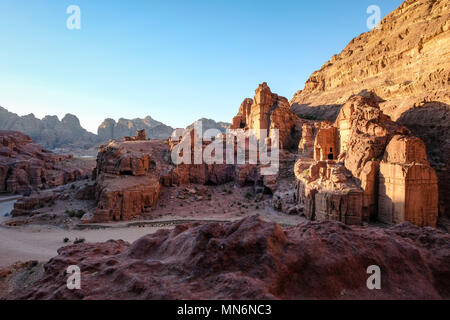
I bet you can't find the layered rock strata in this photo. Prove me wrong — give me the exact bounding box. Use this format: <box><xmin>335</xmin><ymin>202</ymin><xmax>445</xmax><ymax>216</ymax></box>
<box><xmin>294</xmin><ymin>94</ymin><xmax>439</xmax><ymax>227</ymax></box>
<box><xmin>231</xmin><ymin>82</ymin><xmax>303</xmax><ymax>150</ymax></box>
<box><xmin>0</xmin><ymin>131</ymin><xmax>92</xmax><ymax>195</ymax></box>
<box><xmin>290</xmin><ymin>0</ymin><xmax>450</xmax><ymax>218</ymax></box>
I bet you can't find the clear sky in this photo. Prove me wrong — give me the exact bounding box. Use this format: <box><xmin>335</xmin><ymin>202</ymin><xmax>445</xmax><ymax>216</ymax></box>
<box><xmin>0</xmin><ymin>0</ymin><xmax>403</xmax><ymax>133</ymax></box>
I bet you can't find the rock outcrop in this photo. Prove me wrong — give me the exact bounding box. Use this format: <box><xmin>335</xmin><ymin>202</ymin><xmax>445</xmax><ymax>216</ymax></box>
<box><xmin>98</xmin><ymin>116</ymin><xmax>173</xmax><ymax>141</ymax></box>
<box><xmin>294</xmin><ymin>94</ymin><xmax>439</xmax><ymax>227</ymax></box>
<box><xmin>10</xmin><ymin>216</ymin><xmax>450</xmax><ymax>300</ymax></box>
<box><xmin>231</xmin><ymin>83</ymin><xmax>303</xmax><ymax>150</ymax></box>
<box><xmin>378</xmin><ymin>135</ymin><xmax>439</xmax><ymax>226</ymax></box>
<box><xmin>290</xmin><ymin>0</ymin><xmax>450</xmax><ymax>218</ymax></box>
<box><xmin>90</xmin><ymin>85</ymin><xmax>298</xmax><ymax>223</ymax></box>
<box><xmin>0</xmin><ymin>131</ymin><xmax>93</xmax><ymax>195</ymax></box>
<box><xmin>91</xmin><ymin>139</ymin><xmax>172</xmax><ymax>222</ymax></box>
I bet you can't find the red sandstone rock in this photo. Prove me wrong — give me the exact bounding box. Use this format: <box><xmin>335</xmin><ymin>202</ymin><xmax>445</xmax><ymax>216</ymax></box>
<box><xmin>9</xmin><ymin>216</ymin><xmax>450</xmax><ymax>300</ymax></box>
<box><xmin>91</xmin><ymin>139</ymin><xmax>172</xmax><ymax>222</ymax></box>
<box><xmin>379</xmin><ymin>135</ymin><xmax>439</xmax><ymax>227</ymax></box>
<box><xmin>290</xmin><ymin>0</ymin><xmax>449</xmax><ymax>122</ymax></box>
<box><xmin>11</xmin><ymin>191</ymin><xmax>57</xmax><ymax>217</ymax></box>
<box><xmin>0</xmin><ymin>131</ymin><xmax>93</xmax><ymax>195</ymax></box>
<box><xmin>294</xmin><ymin>94</ymin><xmax>439</xmax><ymax>227</ymax></box>
<box><xmin>230</xmin><ymin>83</ymin><xmax>303</xmax><ymax>150</ymax></box>
<box><xmin>290</xmin><ymin>0</ymin><xmax>450</xmax><ymax>219</ymax></box>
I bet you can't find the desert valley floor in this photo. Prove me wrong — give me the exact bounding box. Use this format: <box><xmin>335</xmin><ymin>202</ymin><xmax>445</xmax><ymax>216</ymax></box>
<box><xmin>0</xmin><ymin>181</ymin><xmax>307</xmax><ymax>267</ymax></box>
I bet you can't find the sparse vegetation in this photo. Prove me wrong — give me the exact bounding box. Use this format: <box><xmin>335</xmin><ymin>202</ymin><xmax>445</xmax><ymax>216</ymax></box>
<box><xmin>74</xmin><ymin>238</ymin><xmax>85</xmax><ymax>244</ymax></box>
<box><xmin>65</xmin><ymin>209</ymin><xmax>86</xmax><ymax>218</ymax></box>
<box><xmin>245</xmin><ymin>192</ymin><xmax>252</xmax><ymax>200</ymax></box>
<box><xmin>63</xmin><ymin>237</ymin><xmax>70</xmax><ymax>243</ymax></box>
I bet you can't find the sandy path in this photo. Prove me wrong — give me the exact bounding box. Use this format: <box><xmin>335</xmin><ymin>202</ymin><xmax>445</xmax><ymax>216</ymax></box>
<box><xmin>0</xmin><ymin>225</ymin><xmax>169</xmax><ymax>268</ymax></box>
<box><xmin>0</xmin><ymin>190</ymin><xmax>307</xmax><ymax>268</ymax></box>
<box><xmin>0</xmin><ymin>198</ymin><xmax>170</xmax><ymax>268</ymax></box>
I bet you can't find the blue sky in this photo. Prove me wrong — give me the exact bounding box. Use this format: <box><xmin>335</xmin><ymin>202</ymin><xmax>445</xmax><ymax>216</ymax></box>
<box><xmin>0</xmin><ymin>0</ymin><xmax>403</xmax><ymax>133</ymax></box>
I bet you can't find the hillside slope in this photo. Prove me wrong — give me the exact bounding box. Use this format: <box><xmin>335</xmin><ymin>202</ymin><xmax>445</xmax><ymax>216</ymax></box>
<box><xmin>291</xmin><ymin>0</ymin><xmax>449</xmax><ymax>121</ymax></box>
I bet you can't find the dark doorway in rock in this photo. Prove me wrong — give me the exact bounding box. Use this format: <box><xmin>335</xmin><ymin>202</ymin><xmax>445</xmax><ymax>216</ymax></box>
<box><xmin>328</xmin><ymin>153</ymin><xmax>334</xmax><ymax>160</ymax></box>
<box><xmin>264</xmin><ymin>186</ymin><xmax>273</xmax><ymax>195</ymax></box>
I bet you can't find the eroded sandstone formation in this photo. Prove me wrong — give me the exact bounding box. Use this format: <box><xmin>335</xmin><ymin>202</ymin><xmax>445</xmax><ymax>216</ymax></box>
<box><xmin>290</xmin><ymin>0</ymin><xmax>450</xmax><ymax>218</ymax></box>
<box><xmin>294</xmin><ymin>94</ymin><xmax>439</xmax><ymax>227</ymax></box>
<box><xmin>231</xmin><ymin>82</ymin><xmax>303</xmax><ymax>150</ymax></box>
<box><xmin>0</xmin><ymin>131</ymin><xmax>93</xmax><ymax>195</ymax></box>
<box><xmin>379</xmin><ymin>135</ymin><xmax>439</xmax><ymax>226</ymax></box>
<box><xmin>9</xmin><ymin>216</ymin><xmax>450</xmax><ymax>300</ymax></box>
<box><xmin>90</xmin><ymin>137</ymin><xmax>172</xmax><ymax>222</ymax></box>
<box><xmin>89</xmin><ymin>84</ymin><xmax>304</xmax><ymax>222</ymax></box>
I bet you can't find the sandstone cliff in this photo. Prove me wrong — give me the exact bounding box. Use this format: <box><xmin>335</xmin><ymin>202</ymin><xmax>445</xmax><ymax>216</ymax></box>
<box><xmin>291</xmin><ymin>0</ymin><xmax>449</xmax><ymax>218</ymax></box>
<box><xmin>0</xmin><ymin>131</ymin><xmax>94</xmax><ymax>195</ymax></box>
<box><xmin>291</xmin><ymin>0</ymin><xmax>449</xmax><ymax>121</ymax></box>
<box><xmin>231</xmin><ymin>82</ymin><xmax>303</xmax><ymax>150</ymax></box>
<box><xmin>294</xmin><ymin>93</ymin><xmax>439</xmax><ymax>227</ymax></box>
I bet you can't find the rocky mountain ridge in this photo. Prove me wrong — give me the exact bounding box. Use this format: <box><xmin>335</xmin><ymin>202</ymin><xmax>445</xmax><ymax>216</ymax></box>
<box><xmin>0</xmin><ymin>107</ymin><xmax>100</xmax><ymax>151</ymax></box>
<box><xmin>0</xmin><ymin>106</ymin><xmax>230</xmax><ymax>152</ymax></box>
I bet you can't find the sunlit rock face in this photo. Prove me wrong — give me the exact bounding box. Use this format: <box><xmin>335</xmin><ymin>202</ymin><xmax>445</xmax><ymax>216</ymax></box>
<box><xmin>378</xmin><ymin>135</ymin><xmax>439</xmax><ymax>227</ymax></box>
<box><xmin>91</xmin><ymin>138</ymin><xmax>172</xmax><ymax>223</ymax></box>
<box><xmin>230</xmin><ymin>82</ymin><xmax>303</xmax><ymax>150</ymax></box>
<box><xmin>294</xmin><ymin>93</ymin><xmax>439</xmax><ymax>227</ymax></box>
<box><xmin>290</xmin><ymin>0</ymin><xmax>450</xmax><ymax>122</ymax></box>
<box><xmin>290</xmin><ymin>0</ymin><xmax>450</xmax><ymax>218</ymax></box>
<box><xmin>295</xmin><ymin>160</ymin><xmax>364</xmax><ymax>225</ymax></box>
